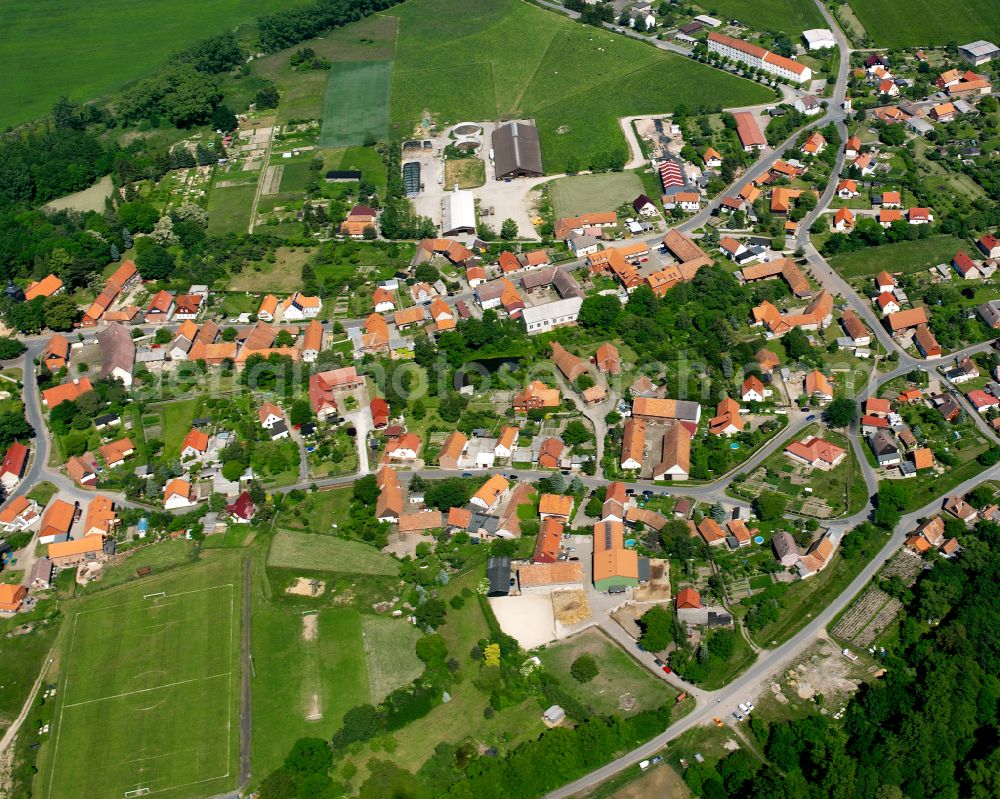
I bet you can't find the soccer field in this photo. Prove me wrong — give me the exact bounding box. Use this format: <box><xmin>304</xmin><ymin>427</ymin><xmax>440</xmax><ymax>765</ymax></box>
<box><xmin>318</xmin><ymin>61</ymin><xmax>392</xmax><ymax>148</ymax></box>
<box><xmin>43</xmin><ymin>562</ymin><xmax>240</xmax><ymax>799</ymax></box>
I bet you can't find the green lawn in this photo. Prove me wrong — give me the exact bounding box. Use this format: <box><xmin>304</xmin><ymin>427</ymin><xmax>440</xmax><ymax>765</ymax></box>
<box><xmin>537</xmin><ymin>628</ymin><xmax>675</xmax><ymax>716</ymax></box>
<box><xmin>251</xmin><ymin>13</ymin><xmax>399</xmax><ymax>124</ymax></box>
<box><xmin>700</xmin><ymin>0</ymin><xmax>826</xmax><ymax>35</ymax></box>
<box><xmin>549</xmin><ymin>173</ymin><xmax>644</xmax><ymax>217</ymax></box>
<box><xmin>900</xmin><ymin>443</ymin><xmax>990</xmax><ymax>511</ymax></box>
<box><xmin>207</xmin><ymin>184</ymin><xmax>257</xmax><ymax>235</ymax></box>
<box><xmin>0</xmin><ymin>621</ymin><xmax>59</xmax><ymax>738</ymax></box>
<box><xmin>86</xmin><ymin>539</ymin><xmax>199</xmax><ymax>592</ymax></box>
<box><xmin>267</xmin><ymin>530</ymin><xmax>400</xmax><ymax>576</ymax></box>
<box><xmin>27</xmin><ymin>481</ymin><xmax>58</xmax><ymax>507</ymax></box>
<box><xmin>361</xmin><ymin>616</ymin><xmax>425</xmax><ymax>703</ymax></box>
<box><xmin>277</xmin><ymin>159</ymin><xmax>315</xmax><ymax>193</ymax></box>
<box><xmin>345</xmin><ymin>568</ymin><xmax>543</xmax><ymax>776</ymax></box>
<box><xmin>828</xmin><ymin>236</ymin><xmax>975</xmax><ymax>279</ymax></box>
<box><xmin>227</xmin><ymin>246</ymin><xmax>313</xmax><ymax>293</ymax></box>
<box><xmin>326</xmin><ymin>145</ymin><xmax>389</xmax><ymax>196</ymax></box>
<box><xmin>281</xmin><ymin>486</ymin><xmax>353</xmax><ymax>532</ymax></box>
<box><xmin>696</xmin><ymin>631</ymin><xmax>757</xmax><ymax>691</ymax></box>
<box><xmin>386</xmin><ymin>0</ymin><xmax>772</xmax><ymax>172</ymax></box>
<box><xmin>159</xmin><ymin>397</ymin><xmax>200</xmax><ymax>459</ymax></box>
<box><xmin>251</xmin><ymin>599</ymin><xmax>369</xmax><ymax>780</ymax></box>
<box><xmin>847</xmin><ymin>0</ymin><xmax>1000</xmax><ymax>46</ymax></box>
<box><xmin>219</xmin><ymin>293</ymin><xmax>259</xmax><ymax>316</ymax></box>
<box><xmin>318</xmin><ymin>60</ymin><xmax>393</xmax><ymax>147</ymax></box>
<box><xmin>436</xmin><ymin>571</ymin><xmax>491</xmax><ymax>663</ymax></box>
<box><xmin>0</xmin><ymin>0</ymin><xmax>308</xmax><ymax>128</ymax></box>
<box><xmin>39</xmin><ymin>554</ymin><xmax>241</xmax><ymax>799</ymax></box>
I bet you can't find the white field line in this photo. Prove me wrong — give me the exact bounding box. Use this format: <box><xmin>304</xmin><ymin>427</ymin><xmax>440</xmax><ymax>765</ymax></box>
<box><xmin>74</xmin><ymin>583</ymin><xmax>233</xmax><ymax>617</ymax></box>
<box><xmin>48</xmin><ymin>583</ymin><xmax>237</xmax><ymax>798</ymax></box>
<box><xmin>62</xmin><ymin>672</ymin><xmax>231</xmax><ymax>709</ymax></box>
<box><xmin>46</xmin><ymin>611</ymin><xmax>80</xmax><ymax>799</ymax></box>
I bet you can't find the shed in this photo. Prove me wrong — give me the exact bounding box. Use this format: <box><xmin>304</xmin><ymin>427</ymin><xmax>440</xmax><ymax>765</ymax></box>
<box><xmin>486</xmin><ymin>556</ymin><xmax>512</xmax><ymax>597</ymax></box>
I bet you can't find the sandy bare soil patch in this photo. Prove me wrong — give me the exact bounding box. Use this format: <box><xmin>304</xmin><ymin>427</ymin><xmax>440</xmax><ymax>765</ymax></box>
<box><xmin>489</xmin><ymin>595</ymin><xmax>556</xmax><ymax>649</ymax></box>
<box><xmin>302</xmin><ymin>613</ymin><xmax>318</xmax><ymax>642</ymax></box>
<box><xmin>287</xmin><ymin>577</ymin><xmax>326</xmax><ymax>597</ymax></box>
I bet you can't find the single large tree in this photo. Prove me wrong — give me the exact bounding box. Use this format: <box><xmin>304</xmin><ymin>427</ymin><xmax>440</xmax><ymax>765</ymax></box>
<box><xmin>638</xmin><ymin>605</ymin><xmax>674</xmax><ymax>652</ymax></box>
<box><xmin>823</xmin><ymin>397</ymin><xmax>857</xmax><ymax>427</ymax></box>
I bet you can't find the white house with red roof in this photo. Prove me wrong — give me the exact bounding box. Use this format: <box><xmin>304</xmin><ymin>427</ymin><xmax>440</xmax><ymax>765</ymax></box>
<box><xmin>875</xmin><ymin>293</ymin><xmax>900</xmax><ymax>316</ymax></box>
<box><xmin>967</xmin><ymin>389</ymin><xmax>999</xmax><ymax>413</ymax></box>
<box><xmin>977</xmin><ymin>234</ymin><xmax>1000</xmax><ymax>259</ymax></box>
<box><xmin>953</xmin><ymin>252</ymin><xmax>982</xmax><ymax>280</ymax></box>
<box><xmin>0</xmin><ymin>442</ymin><xmax>29</xmax><ymax>492</ymax></box>
<box><xmin>741</xmin><ymin>375</ymin><xmax>766</xmax><ymax>403</ymax></box>
<box><xmin>785</xmin><ymin>436</ymin><xmax>846</xmax><ymax>469</ymax></box>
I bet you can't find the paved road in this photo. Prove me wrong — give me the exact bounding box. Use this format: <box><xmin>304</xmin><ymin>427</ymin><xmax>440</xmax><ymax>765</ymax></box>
<box><xmin>536</xmin><ymin>5</ymin><xmax>998</xmax><ymax>794</ymax></box>
<box><xmin>544</xmin><ymin>455</ymin><xmax>1000</xmax><ymax>798</ymax></box>
<box><xmin>3</xmin><ymin>4</ymin><xmax>994</xmax><ymax>785</ymax></box>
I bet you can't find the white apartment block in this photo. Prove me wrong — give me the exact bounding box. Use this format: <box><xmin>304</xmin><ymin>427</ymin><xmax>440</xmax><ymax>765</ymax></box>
<box><xmin>708</xmin><ymin>32</ymin><xmax>812</xmax><ymax>84</ymax></box>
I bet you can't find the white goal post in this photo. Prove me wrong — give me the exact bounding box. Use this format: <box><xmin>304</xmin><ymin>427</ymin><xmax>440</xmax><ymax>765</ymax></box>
<box><xmin>143</xmin><ymin>592</ymin><xmax>166</xmax><ymax>600</ymax></box>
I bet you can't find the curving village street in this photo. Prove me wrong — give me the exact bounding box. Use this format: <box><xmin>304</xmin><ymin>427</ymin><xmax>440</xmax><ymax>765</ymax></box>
<box><xmin>2</xmin><ymin>1</ymin><xmax>998</xmax><ymax>794</ymax></box>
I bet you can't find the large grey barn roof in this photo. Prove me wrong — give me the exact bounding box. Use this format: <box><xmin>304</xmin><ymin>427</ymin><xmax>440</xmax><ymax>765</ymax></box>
<box><xmin>492</xmin><ymin>121</ymin><xmax>543</xmax><ymax>177</ymax></box>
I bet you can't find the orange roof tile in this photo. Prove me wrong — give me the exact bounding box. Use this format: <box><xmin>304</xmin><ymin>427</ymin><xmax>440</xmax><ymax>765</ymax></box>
<box><xmin>99</xmin><ymin>437</ymin><xmax>134</xmax><ymax>465</ymax></box>
<box><xmin>48</xmin><ymin>535</ymin><xmax>104</xmax><ymax>559</ymax></box>
<box><xmin>539</xmin><ymin>494</ymin><xmax>573</xmax><ymax>517</ymax></box>
<box><xmin>181</xmin><ymin>429</ymin><xmax>209</xmax><ymax>453</ymax></box>
<box><xmin>25</xmin><ymin>273</ymin><xmax>63</xmax><ymax>301</ymax></box>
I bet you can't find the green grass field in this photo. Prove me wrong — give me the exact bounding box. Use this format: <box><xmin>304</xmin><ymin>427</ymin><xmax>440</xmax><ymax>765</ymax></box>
<box><xmin>281</xmin><ymin>486</ymin><xmax>353</xmax><ymax>532</ymax></box>
<box><xmin>385</xmin><ymin>0</ymin><xmax>772</xmax><ymax>171</ymax></box>
<box><xmin>0</xmin><ymin>622</ymin><xmax>59</xmax><ymax>739</ymax></box>
<box><xmin>252</xmin><ymin>14</ymin><xmax>399</xmax><ymax>123</ymax></box>
<box><xmin>268</xmin><ymin>530</ymin><xmax>400</xmax><ymax>575</ymax></box>
<box><xmin>277</xmin><ymin>159</ymin><xmax>315</xmax><ymax>192</ymax></box>
<box><xmin>207</xmin><ymin>184</ymin><xmax>257</xmax><ymax>235</ymax></box>
<box><xmin>829</xmin><ymin>236</ymin><xmax>975</xmax><ymax>278</ymax></box>
<box><xmin>549</xmin><ymin>173</ymin><xmax>644</xmax><ymax>217</ymax></box>
<box><xmin>847</xmin><ymin>0</ymin><xmax>1000</xmax><ymax>46</ymax></box>
<box><xmin>42</xmin><ymin>555</ymin><xmax>241</xmax><ymax>799</ymax></box>
<box><xmin>328</xmin><ymin>145</ymin><xmax>389</xmax><ymax>196</ymax></box>
<box><xmin>698</xmin><ymin>0</ymin><xmax>825</xmax><ymax>35</ymax></box>
<box><xmin>0</xmin><ymin>0</ymin><xmax>306</xmax><ymax>128</ymax></box>
<box><xmin>86</xmin><ymin>539</ymin><xmax>199</xmax><ymax>592</ymax></box>
<box><xmin>361</xmin><ymin>616</ymin><xmax>425</xmax><ymax>702</ymax></box>
<box><xmin>158</xmin><ymin>398</ymin><xmax>200</xmax><ymax>459</ymax></box>
<box><xmin>537</xmin><ymin>628</ymin><xmax>673</xmax><ymax>716</ymax></box>
<box><xmin>226</xmin><ymin>246</ymin><xmax>313</xmax><ymax>293</ymax></box>
<box><xmin>251</xmin><ymin>600</ymin><xmax>369</xmax><ymax>779</ymax></box>
<box><xmin>318</xmin><ymin>61</ymin><xmax>392</xmax><ymax>147</ymax></box>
